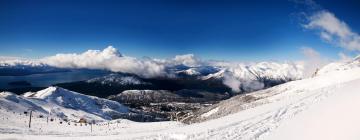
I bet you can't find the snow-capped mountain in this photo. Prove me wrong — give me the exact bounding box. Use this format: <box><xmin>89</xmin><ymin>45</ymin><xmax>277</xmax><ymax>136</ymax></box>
<box><xmin>1</xmin><ymin>86</ymin><xmax>129</xmax><ymax>122</ymax></box>
<box><xmin>0</xmin><ymin>57</ymin><xmax>68</xmax><ymax>76</ymax></box>
<box><xmin>109</xmin><ymin>90</ymin><xmax>181</xmax><ymax>104</ymax></box>
<box><xmin>0</xmin><ymin>56</ymin><xmax>303</xmax><ymax>80</ymax></box>
<box><xmin>86</xmin><ymin>73</ymin><xmax>149</xmax><ymax>86</ymax></box>
<box><xmin>201</xmin><ymin>62</ymin><xmax>303</xmax><ymax>81</ymax></box>
<box><xmin>173</xmin><ymin>65</ymin><xmax>220</xmax><ymax>76</ymax></box>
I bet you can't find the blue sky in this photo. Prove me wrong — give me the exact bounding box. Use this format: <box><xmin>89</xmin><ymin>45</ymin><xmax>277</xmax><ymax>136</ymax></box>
<box><xmin>0</xmin><ymin>0</ymin><xmax>359</xmax><ymax>61</ymax></box>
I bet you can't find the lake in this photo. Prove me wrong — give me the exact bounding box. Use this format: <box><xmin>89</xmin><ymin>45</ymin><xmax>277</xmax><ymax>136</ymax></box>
<box><xmin>0</xmin><ymin>70</ymin><xmax>109</xmax><ymax>89</ymax></box>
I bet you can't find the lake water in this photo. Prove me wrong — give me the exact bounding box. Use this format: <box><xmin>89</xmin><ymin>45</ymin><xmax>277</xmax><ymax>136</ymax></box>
<box><xmin>0</xmin><ymin>70</ymin><xmax>109</xmax><ymax>89</ymax></box>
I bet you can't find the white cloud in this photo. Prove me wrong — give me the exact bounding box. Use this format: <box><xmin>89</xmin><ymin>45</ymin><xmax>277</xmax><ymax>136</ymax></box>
<box><xmin>300</xmin><ymin>47</ymin><xmax>330</xmax><ymax>77</ymax></box>
<box><xmin>320</xmin><ymin>32</ymin><xmax>332</xmax><ymax>42</ymax></box>
<box><xmin>241</xmin><ymin>80</ymin><xmax>264</xmax><ymax>92</ymax></box>
<box><xmin>223</xmin><ymin>72</ymin><xmax>241</xmax><ymax>93</ymax></box>
<box><xmin>42</xmin><ymin>46</ymin><xmax>166</xmax><ymax>78</ymax></box>
<box><xmin>172</xmin><ymin>54</ymin><xmax>201</xmax><ymax>67</ymax></box>
<box><xmin>304</xmin><ymin>11</ymin><xmax>360</xmax><ymax>51</ymax></box>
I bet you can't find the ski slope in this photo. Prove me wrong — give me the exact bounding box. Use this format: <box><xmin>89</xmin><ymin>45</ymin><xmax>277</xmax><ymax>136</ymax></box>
<box><xmin>1</xmin><ymin>65</ymin><xmax>360</xmax><ymax>139</ymax></box>
<box><xmin>1</xmin><ymin>86</ymin><xmax>129</xmax><ymax>122</ymax></box>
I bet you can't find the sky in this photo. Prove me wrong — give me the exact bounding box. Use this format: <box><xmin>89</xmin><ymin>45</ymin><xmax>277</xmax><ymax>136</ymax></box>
<box><xmin>0</xmin><ymin>0</ymin><xmax>359</xmax><ymax>61</ymax></box>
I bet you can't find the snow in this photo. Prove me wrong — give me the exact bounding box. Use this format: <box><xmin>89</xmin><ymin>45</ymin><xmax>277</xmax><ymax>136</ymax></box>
<box><xmin>201</xmin><ymin>107</ymin><xmax>219</xmax><ymax>118</ymax></box>
<box><xmin>1</xmin><ymin>86</ymin><xmax>129</xmax><ymax>122</ymax></box>
<box><xmin>1</xmin><ymin>60</ymin><xmax>360</xmax><ymax>139</ymax></box>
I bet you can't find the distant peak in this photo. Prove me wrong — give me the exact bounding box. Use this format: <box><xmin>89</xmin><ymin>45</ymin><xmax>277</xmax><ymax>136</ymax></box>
<box><xmin>28</xmin><ymin>86</ymin><xmax>71</xmax><ymax>99</ymax></box>
<box><xmin>45</xmin><ymin>86</ymin><xmax>61</xmax><ymax>92</ymax></box>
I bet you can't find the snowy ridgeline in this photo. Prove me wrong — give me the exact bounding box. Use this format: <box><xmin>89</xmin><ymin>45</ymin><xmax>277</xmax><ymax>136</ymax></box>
<box><xmin>1</xmin><ymin>58</ymin><xmax>360</xmax><ymax>140</ymax></box>
<box><xmin>0</xmin><ymin>86</ymin><xmax>129</xmax><ymax>122</ymax></box>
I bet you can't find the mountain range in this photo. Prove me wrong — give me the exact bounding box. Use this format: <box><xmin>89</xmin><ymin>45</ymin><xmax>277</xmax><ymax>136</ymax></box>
<box><xmin>1</xmin><ymin>55</ymin><xmax>360</xmax><ymax>139</ymax></box>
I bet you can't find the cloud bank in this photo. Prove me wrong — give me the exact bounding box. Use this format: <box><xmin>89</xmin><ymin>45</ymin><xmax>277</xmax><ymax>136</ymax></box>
<box><xmin>42</xmin><ymin>46</ymin><xmax>166</xmax><ymax>78</ymax></box>
<box><xmin>223</xmin><ymin>71</ymin><xmax>265</xmax><ymax>93</ymax></box>
<box><xmin>223</xmin><ymin>72</ymin><xmax>241</xmax><ymax>93</ymax></box>
<box><xmin>172</xmin><ymin>54</ymin><xmax>201</xmax><ymax>67</ymax></box>
<box><xmin>27</xmin><ymin>46</ymin><xmax>302</xmax><ymax>92</ymax></box>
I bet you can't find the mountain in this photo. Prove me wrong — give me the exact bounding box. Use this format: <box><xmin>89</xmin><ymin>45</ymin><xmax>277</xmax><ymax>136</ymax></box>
<box><xmin>109</xmin><ymin>89</ymin><xmax>228</xmax><ymax>105</ymax></box>
<box><xmin>317</xmin><ymin>55</ymin><xmax>360</xmax><ymax>75</ymax></box>
<box><xmin>0</xmin><ymin>58</ymin><xmax>68</xmax><ymax>76</ymax></box>
<box><xmin>55</xmin><ymin>62</ymin><xmax>301</xmax><ymax>98</ymax></box>
<box><xmin>1</xmin><ymin>86</ymin><xmax>129</xmax><ymax>122</ymax></box>
<box><xmin>55</xmin><ymin>73</ymin><xmax>230</xmax><ymax>98</ymax></box>
<box><xmin>201</xmin><ymin>62</ymin><xmax>302</xmax><ymax>85</ymax></box>
<box><xmin>0</xmin><ymin>91</ymin><xmax>48</xmax><ymax>114</ymax></box>
<box><xmin>168</xmin><ymin>62</ymin><xmax>303</xmax><ymax>93</ymax></box>
<box><xmin>86</xmin><ymin>73</ymin><xmax>150</xmax><ymax>86</ymax></box>
<box><xmin>172</xmin><ymin>65</ymin><xmax>221</xmax><ymax>77</ymax></box>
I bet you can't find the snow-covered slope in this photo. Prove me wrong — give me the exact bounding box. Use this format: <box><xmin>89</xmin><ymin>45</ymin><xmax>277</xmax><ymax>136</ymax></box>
<box><xmin>1</xmin><ymin>56</ymin><xmax>302</xmax><ymax>95</ymax></box>
<box><xmin>202</xmin><ymin>62</ymin><xmax>302</xmax><ymax>81</ymax></box>
<box><xmin>318</xmin><ymin>55</ymin><xmax>360</xmax><ymax>75</ymax></box>
<box><xmin>1</xmin><ymin>87</ymin><xmax>129</xmax><ymax>122</ymax></box>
